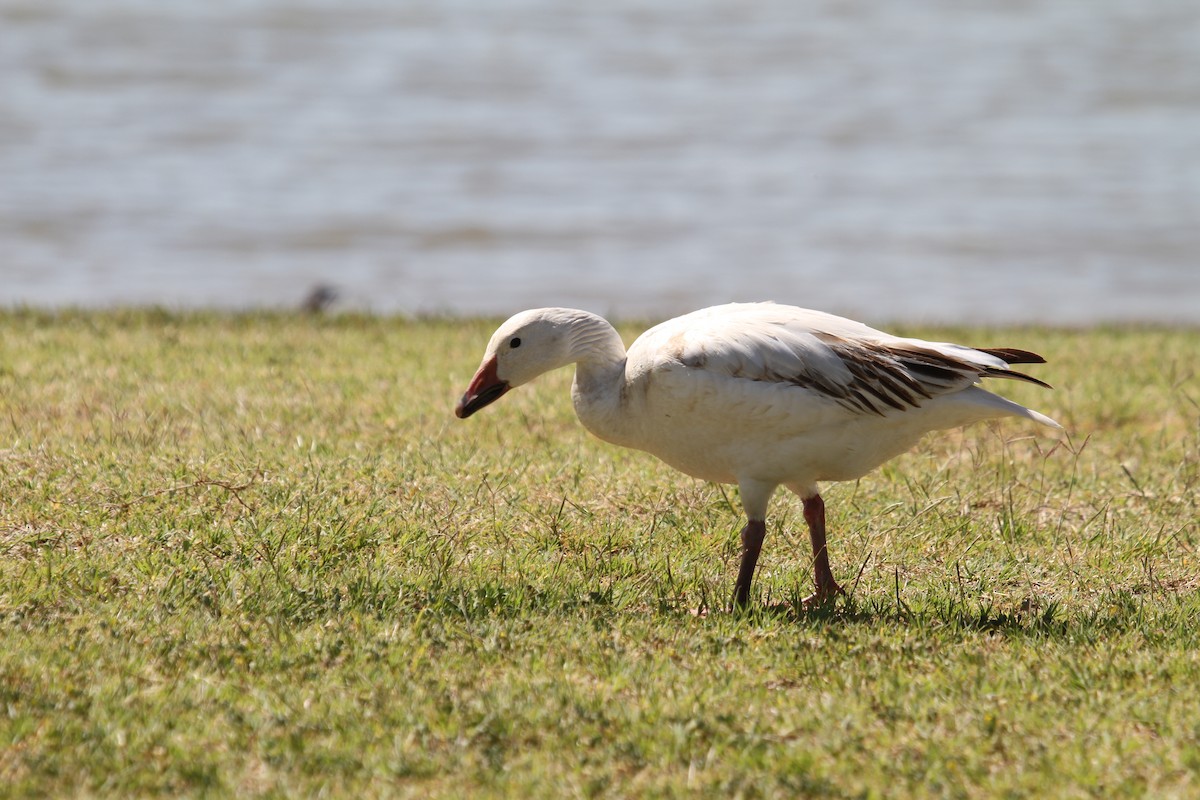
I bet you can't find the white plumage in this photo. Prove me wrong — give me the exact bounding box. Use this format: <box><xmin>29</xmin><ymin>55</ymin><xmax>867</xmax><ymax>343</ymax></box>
<box><xmin>455</xmin><ymin>302</ymin><xmax>1061</xmax><ymax>609</ymax></box>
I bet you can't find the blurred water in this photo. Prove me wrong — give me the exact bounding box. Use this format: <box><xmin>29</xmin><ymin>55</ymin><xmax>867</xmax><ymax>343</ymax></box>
<box><xmin>1</xmin><ymin>0</ymin><xmax>1198</xmax><ymax>323</ymax></box>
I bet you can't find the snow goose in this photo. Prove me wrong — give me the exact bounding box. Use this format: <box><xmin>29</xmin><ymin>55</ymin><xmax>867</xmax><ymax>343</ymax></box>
<box><xmin>455</xmin><ymin>303</ymin><xmax>1061</xmax><ymax>609</ymax></box>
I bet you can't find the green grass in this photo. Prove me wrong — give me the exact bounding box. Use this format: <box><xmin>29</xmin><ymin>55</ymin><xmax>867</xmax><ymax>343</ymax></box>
<box><xmin>1</xmin><ymin>308</ymin><xmax>1198</xmax><ymax>798</ymax></box>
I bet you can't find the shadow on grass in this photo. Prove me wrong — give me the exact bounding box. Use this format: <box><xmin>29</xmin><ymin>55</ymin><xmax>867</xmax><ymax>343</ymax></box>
<box><xmin>372</xmin><ymin>577</ymin><xmax>1197</xmax><ymax>647</ymax></box>
<box><xmin>728</xmin><ymin>585</ymin><xmax>1200</xmax><ymax>644</ymax></box>
<box><xmin>764</xmin><ymin>595</ymin><xmax>1068</xmax><ymax>638</ymax></box>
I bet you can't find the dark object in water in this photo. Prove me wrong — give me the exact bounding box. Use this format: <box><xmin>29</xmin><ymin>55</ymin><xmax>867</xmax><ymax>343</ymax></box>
<box><xmin>301</xmin><ymin>284</ymin><xmax>338</xmax><ymax>313</ymax></box>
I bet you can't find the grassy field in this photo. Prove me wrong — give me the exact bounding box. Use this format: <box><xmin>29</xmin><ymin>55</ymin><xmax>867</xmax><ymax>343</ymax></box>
<box><xmin>1</xmin><ymin>309</ymin><xmax>1198</xmax><ymax>798</ymax></box>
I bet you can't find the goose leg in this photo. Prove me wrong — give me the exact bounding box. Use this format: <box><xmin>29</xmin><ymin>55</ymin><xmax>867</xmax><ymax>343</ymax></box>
<box><xmin>802</xmin><ymin>494</ymin><xmax>844</xmax><ymax>605</ymax></box>
<box><xmin>732</xmin><ymin>519</ymin><xmax>766</xmax><ymax>609</ymax></box>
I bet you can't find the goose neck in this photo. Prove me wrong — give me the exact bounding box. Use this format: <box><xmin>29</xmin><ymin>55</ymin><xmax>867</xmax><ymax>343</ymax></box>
<box><xmin>568</xmin><ymin>315</ymin><xmax>626</xmax><ymax>392</ymax></box>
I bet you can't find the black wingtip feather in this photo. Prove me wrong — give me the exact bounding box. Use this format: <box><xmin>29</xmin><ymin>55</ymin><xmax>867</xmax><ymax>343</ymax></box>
<box><xmin>979</xmin><ymin>347</ymin><xmax>1047</xmax><ymax>366</ymax></box>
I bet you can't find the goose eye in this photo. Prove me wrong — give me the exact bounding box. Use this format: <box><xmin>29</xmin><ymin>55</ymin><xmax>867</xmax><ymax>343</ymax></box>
<box><xmin>509</xmin><ymin>337</ymin><xmax>522</xmax><ymax>349</ymax></box>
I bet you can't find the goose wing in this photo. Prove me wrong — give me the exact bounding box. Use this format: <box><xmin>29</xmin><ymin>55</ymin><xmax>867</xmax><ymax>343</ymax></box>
<box><xmin>631</xmin><ymin>303</ymin><xmax>1050</xmax><ymax>418</ymax></box>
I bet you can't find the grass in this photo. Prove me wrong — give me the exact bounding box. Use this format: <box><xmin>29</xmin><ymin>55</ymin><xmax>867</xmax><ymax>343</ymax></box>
<box><xmin>1</xmin><ymin>308</ymin><xmax>1198</xmax><ymax>798</ymax></box>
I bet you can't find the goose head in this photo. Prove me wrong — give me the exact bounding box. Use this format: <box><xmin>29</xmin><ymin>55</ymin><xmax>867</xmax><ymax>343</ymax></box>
<box><xmin>454</xmin><ymin>309</ymin><xmax>580</xmax><ymax>419</ymax></box>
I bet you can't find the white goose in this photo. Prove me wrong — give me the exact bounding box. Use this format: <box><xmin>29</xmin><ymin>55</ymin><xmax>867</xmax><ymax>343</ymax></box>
<box><xmin>455</xmin><ymin>303</ymin><xmax>1061</xmax><ymax>609</ymax></box>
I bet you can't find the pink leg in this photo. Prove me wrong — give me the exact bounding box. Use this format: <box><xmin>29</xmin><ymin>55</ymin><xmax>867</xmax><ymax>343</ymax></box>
<box><xmin>802</xmin><ymin>494</ymin><xmax>845</xmax><ymax>605</ymax></box>
<box><xmin>732</xmin><ymin>519</ymin><xmax>766</xmax><ymax>609</ymax></box>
